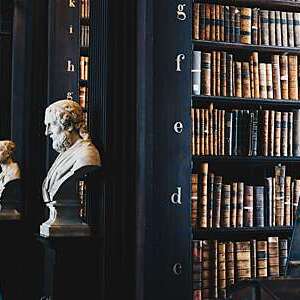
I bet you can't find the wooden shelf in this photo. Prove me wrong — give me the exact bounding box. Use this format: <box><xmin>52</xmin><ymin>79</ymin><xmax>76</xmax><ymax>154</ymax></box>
<box><xmin>192</xmin><ymin>155</ymin><xmax>300</xmax><ymax>167</ymax></box>
<box><xmin>193</xmin><ymin>40</ymin><xmax>300</xmax><ymax>55</ymax></box>
<box><xmin>198</xmin><ymin>0</ymin><xmax>300</xmax><ymax>12</ymax></box>
<box><xmin>193</xmin><ymin>226</ymin><xmax>293</xmax><ymax>241</ymax></box>
<box><xmin>192</xmin><ymin>95</ymin><xmax>300</xmax><ymax>109</ymax></box>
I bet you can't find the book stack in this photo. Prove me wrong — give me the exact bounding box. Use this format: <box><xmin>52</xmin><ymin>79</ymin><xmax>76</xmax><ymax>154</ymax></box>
<box><xmin>191</xmin><ymin>106</ymin><xmax>300</xmax><ymax>157</ymax></box>
<box><xmin>80</xmin><ymin>25</ymin><xmax>90</xmax><ymax>47</ymax></box>
<box><xmin>191</xmin><ymin>163</ymin><xmax>300</xmax><ymax>229</ymax></box>
<box><xmin>80</xmin><ymin>56</ymin><xmax>89</xmax><ymax>80</ymax></box>
<box><xmin>80</xmin><ymin>0</ymin><xmax>90</xmax><ymax>19</ymax></box>
<box><xmin>192</xmin><ymin>51</ymin><xmax>299</xmax><ymax>100</ymax></box>
<box><xmin>192</xmin><ymin>3</ymin><xmax>300</xmax><ymax>47</ymax></box>
<box><xmin>192</xmin><ymin>237</ymin><xmax>289</xmax><ymax>300</ymax></box>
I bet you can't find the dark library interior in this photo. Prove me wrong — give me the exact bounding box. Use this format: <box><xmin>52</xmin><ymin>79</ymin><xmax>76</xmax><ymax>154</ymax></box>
<box><xmin>2</xmin><ymin>0</ymin><xmax>300</xmax><ymax>300</ymax></box>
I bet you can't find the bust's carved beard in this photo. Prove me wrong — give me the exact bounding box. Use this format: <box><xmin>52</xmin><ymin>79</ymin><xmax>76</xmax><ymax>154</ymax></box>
<box><xmin>52</xmin><ymin>131</ymin><xmax>72</xmax><ymax>153</ymax></box>
<box><xmin>0</xmin><ymin>152</ymin><xmax>9</xmax><ymax>164</ymax></box>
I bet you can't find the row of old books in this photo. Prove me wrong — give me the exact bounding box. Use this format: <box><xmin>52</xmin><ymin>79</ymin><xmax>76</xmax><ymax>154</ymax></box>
<box><xmin>80</xmin><ymin>56</ymin><xmax>89</xmax><ymax>81</ymax></box>
<box><xmin>80</xmin><ymin>25</ymin><xmax>90</xmax><ymax>48</ymax></box>
<box><xmin>192</xmin><ymin>237</ymin><xmax>289</xmax><ymax>300</ymax></box>
<box><xmin>191</xmin><ymin>107</ymin><xmax>300</xmax><ymax>157</ymax></box>
<box><xmin>192</xmin><ymin>51</ymin><xmax>299</xmax><ymax>100</ymax></box>
<box><xmin>191</xmin><ymin>163</ymin><xmax>300</xmax><ymax>228</ymax></box>
<box><xmin>192</xmin><ymin>3</ymin><xmax>300</xmax><ymax>47</ymax></box>
<box><xmin>80</xmin><ymin>0</ymin><xmax>90</xmax><ymax>19</ymax></box>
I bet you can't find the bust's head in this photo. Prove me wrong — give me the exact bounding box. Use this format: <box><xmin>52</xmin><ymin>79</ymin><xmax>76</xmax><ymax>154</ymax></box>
<box><xmin>45</xmin><ymin>100</ymin><xmax>89</xmax><ymax>153</ymax></box>
<box><xmin>0</xmin><ymin>140</ymin><xmax>16</xmax><ymax>164</ymax></box>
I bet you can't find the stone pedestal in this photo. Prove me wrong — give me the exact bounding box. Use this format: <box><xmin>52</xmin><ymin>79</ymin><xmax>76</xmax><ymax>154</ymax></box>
<box><xmin>37</xmin><ymin>236</ymin><xmax>102</xmax><ymax>300</ymax></box>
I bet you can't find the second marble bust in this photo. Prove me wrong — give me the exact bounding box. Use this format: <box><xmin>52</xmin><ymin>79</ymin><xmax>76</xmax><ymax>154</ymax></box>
<box><xmin>42</xmin><ymin>99</ymin><xmax>101</xmax><ymax>203</ymax></box>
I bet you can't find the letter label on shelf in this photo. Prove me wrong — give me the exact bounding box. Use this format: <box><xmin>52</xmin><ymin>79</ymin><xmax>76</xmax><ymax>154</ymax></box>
<box><xmin>176</xmin><ymin>54</ymin><xmax>185</xmax><ymax>72</ymax></box>
<box><xmin>177</xmin><ymin>4</ymin><xmax>187</xmax><ymax>21</ymax></box>
<box><xmin>67</xmin><ymin>60</ymin><xmax>75</xmax><ymax>72</ymax></box>
<box><xmin>66</xmin><ymin>92</ymin><xmax>73</xmax><ymax>100</ymax></box>
<box><xmin>173</xmin><ymin>263</ymin><xmax>182</xmax><ymax>276</ymax></box>
<box><xmin>171</xmin><ymin>187</ymin><xmax>182</xmax><ymax>205</ymax></box>
<box><xmin>69</xmin><ymin>25</ymin><xmax>74</xmax><ymax>34</ymax></box>
<box><xmin>174</xmin><ymin>122</ymin><xmax>183</xmax><ymax>134</ymax></box>
<box><xmin>69</xmin><ymin>0</ymin><xmax>76</xmax><ymax>7</ymax></box>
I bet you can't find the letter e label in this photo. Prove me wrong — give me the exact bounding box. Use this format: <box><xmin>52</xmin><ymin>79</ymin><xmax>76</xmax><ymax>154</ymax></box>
<box><xmin>174</xmin><ymin>122</ymin><xmax>183</xmax><ymax>134</ymax></box>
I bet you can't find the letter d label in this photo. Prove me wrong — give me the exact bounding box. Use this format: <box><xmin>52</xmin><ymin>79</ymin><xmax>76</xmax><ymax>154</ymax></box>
<box><xmin>171</xmin><ymin>187</ymin><xmax>182</xmax><ymax>205</ymax></box>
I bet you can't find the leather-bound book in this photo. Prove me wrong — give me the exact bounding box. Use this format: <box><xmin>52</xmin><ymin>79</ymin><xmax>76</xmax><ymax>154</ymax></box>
<box><xmin>221</xmin><ymin>110</ymin><xmax>225</xmax><ymax>155</ymax></box>
<box><xmin>266</xmin><ymin>63</ymin><xmax>273</xmax><ymax>99</ymax></box>
<box><xmin>211</xmin><ymin>51</ymin><xmax>216</xmax><ymax>96</ymax></box>
<box><xmin>220</xmin><ymin>5</ymin><xmax>225</xmax><ymax>41</ymax></box>
<box><xmin>272</xmin><ymin>55</ymin><xmax>281</xmax><ymax>100</ymax></box>
<box><xmin>224</xmin><ymin>6</ymin><xmax>230</xmax><ymax>42</ymax></box>
<box><xmin>293</xmin><ymin>109</ymin><xmax>300</xmax><ymax>156</ymax></box>
<box><xmin>225</xmin><ymin>111</ymin><xmax>233</xmax><ymax>155</ymax></box>
<box><xmin>218</xmin><ymin>242</ymin><xmax>227</xmax><ymax>299</ymax></box>
<box><xmin>205</xmin><ymin>4</ymin><xmax>211</xmax><ymax>40</ymax></box>
<box><xmin>269</xmin><ymin>11</ymin><xmax>276</xmax><ymax>46</ymax></box>
<box><xmin>207</xmin><ymin>172</ymin><xmax>215</xmax><ymax>228</ymax></box>
<box><xmin>213</xmin><ymin>108</ymin><xmax>218</xmax><ymax>155</ymax></box>
<box><xmin>265</xmin><ymin>177</ymin><xmax>273</xmax><ymax>226</ymax></box>
<box><xmin>287</xmin><ymin>12</ymin><xmax>295</xmax><ymax>47</ymax></box>
<box><xmin>201</xmin><ymin>52</ymin><xmax>211</xmax><ymax>96</ymax></box>
<box><xmin>216</xmin><ymin>51</ymin><xmax>221</xmax><ymax>96</ymax></box>
<box><xmin>281</xmin><ymin>112</ymin><xmax>288</xmax><ymax>157</ymax></box>
<box><xmin>251</xmin><ymin>239</ymin><xmax>257</xmax><ymax>278</ymax></box>
<box><xmin>274</xmin><ymin>111</ymin><xmax>282</xmax><ymax>157</ymax></box>
<box><xmin>192</xmin><ymin>240</ymin><xmax>202</xmax><ymax>299</ymax></box>
<box><xmin>275</xmin><ymin>11</ymin><xmax>282</xmax><ymax>46</ymax></box>
<box><xmin>275</xmin><ymin>164</ymin><xmax>285</xmax><ymax>226</ymax></box>
<box><xmin>254</xmin><ymin>186</ymin><xmax>264</xmax><ymax>227</ymax></box>
<box><xmin>259</xmin><ymin>63</ymin><xmax>267</xmax><ymax>99</ymax></box>
<box><xmin>235</xmin><ymin>61</ymin><xmax>242</xmax><ymax>97</ymax></box>
<box><xmin>252</xmin><ymin>52</ymin><xmax>260</xmax><ymax>98</ymax></box>
<box><xmin>285</xmin><ymin>176</ymin><xmax>291</xmax><ymax>226</ymax></box>
<box><xmin>251</xmin><ymin>8</ymin><xmax>259</xmax><ymax>44</ymax></box>
<box><xmin>231</xmin><ymin>182</ymin><xmax>238</xmax><ymax>227</ymax></box>
<box><xmin>288</xmin><ymin>112</ymin><xmax>293</xmax><ymax>157</ymax></box>
<box><xmin>215</xmin><ymin>5</ymin><xmax>220</xmax><ymax>41</ymax></box>
<box><xmin>281</xmin><ymin>12</ymin><xmax>288</xmax><ymax>47</ymax></box>
<box><xmin>193</xmin><ymin>3</ymin><xmax>200</xmax><ymax>40</ymax></box>
<box><xmin>209</xmin><ymin>104</ymin><xmax>214</xmax><ymax>155</ymax></box>
<box><xmin>226</xmin><ymin>242</ymin><xmax>235</xmax><ymax>287</ymax></box>
<box><xmin>293</xmin><ymin>180</ymin><xmax>300</xmax><ymax>222</ymax></box>
<box><xmin>288</xmin><ymin>55</ymin><xmax>298</xmax><ymax>100</ymax></box>
<box><xmin>261</xmin><ymin>110</ymin><xmax>269</xmax><ymax>156</ymax></box>
<box><xmin>221</xmin><ymin>184</ymin><xmax>231</xmax><ymax>227</ymax></box>
<box><xmin>204</xmin><ymin>109</ymin><xmax>209</xmax><ymax>155</ymax></box>
<box><xmin>260</xmin><ymin>10</ymin><xmax>269</xmax><ymax>45</ymax></box>
<box><xmin>294</xmin><ymin>12</ymin><xmax>300</xmax><ymax>47</ymax></box>
<box><xmin>220</xmin><ymin>52</ymin><xmax>227</xmax><ymax>96</ymax></box>
<box><xmin>279</xmin><ymin>239</ymin><xmax>288</xmax><ymax>276</ymax></box>
<box><xmin>280</xmin><ymin>55</ymin><xmax>289</xmax><ymax>100</ymax></box>
<box><xmin>268</xmin><ymin>237</ymin><xmax>280</xmax><ymax>277</ymax></box>
<box><xmin>257</xmin><ymin>240</ymin><xmax>268</xmax><ymax>278</ymax></box>
<box><xmin>192</xmin><ymin>51</ymin><xmax>202</xmax><ymax>96</ymax></box>
<box><xmin>242</xmin><ymin>62</ymin><xmax>251</xmax><ymax>98</ymax></box>
<box><xmin>240</xmin><ymin>7</ymin><xmax>252</xmax><ymax>44</ymax></box>
<box><xmin>200</xmin><ymin>109</ymin><xmax>205</xmax><ymax>155</ymax></box>
<box><xmin>192</xmin><ymin>108</ymin><xmax>195</xmax><ymax>155</ymax></box>
<box><xmin>200</xmin><ymin>3</ymin><xmax>206</xmax><ymax>40</ymax></box>
<box><xmin>237</xmin><ymin>182</ymin><xmax>244</xmax><ymax>227</ymax></box>
<box><xmin>211</xmin><ymin>240</ymin><xmax>218</xmax><ymax>299</ymax></box>
<box><xmin>198</xmin><ymin>163</ymin><xmax>209</xmax><ymax>228</ymax></box>
<box><xmin>213</xmin><ymin>176</ymin><xmax>223</xmax><ymax>227</ymax></box>
<box><xmin>229</xmin><ymin>6</ymin><xmax>235</xmax><ymax>42</ymax></box>
<box><xmin>244</xmin><ymin>185</ymin><xmax>254</xmax><ymax>227</ymax></box>
<box><xmin>210</xmin><ymin>4</ymin><xmax>216</xmax><ymax>41</ymax></box>
<box><xmin>201</xmin><ymin>240</ymin><xmax>211</xmax><ymax>299</ymax></box>
<box><xmin>269</xmin><ymin>110</ymin><xmax>275</xmax><ymax>156</ymax></box>
<box><xmin>235</xmin><ymin>7</ymin><xmax>241</xmax><ymax>43</ymax></box>
<box><xmin>235</xmin><ymin>241</ymin><xmax>251</xmax><ymax>280</ymax></box>
<box><xmin>191</xmin><ymin>174</ymin><xmax>198</xmax><ymax>228</ymax></box>
<box><xmin>196</xmin><ymin>109</ymin><xmax>200</xmax><ymax>155</ymax></box>
<box><xmin>232</xmin><ymin>110</ymin><xmax>239</xmax><ymax>155</ymax></box>
<box><xmin>226</xmin><ymin>54</ymin><xmax>233</xmax><ymax>97</ymax></box>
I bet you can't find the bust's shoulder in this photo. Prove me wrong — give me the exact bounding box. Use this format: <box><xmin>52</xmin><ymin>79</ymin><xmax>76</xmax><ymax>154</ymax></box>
<box><xmin>73</xmin><ymin>140</ymin><xmax>101</xmax><ymax>170</ymax></box>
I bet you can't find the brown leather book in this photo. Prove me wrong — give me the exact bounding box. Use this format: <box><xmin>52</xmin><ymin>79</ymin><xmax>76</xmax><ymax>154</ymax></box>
<box><xmin>288</xmin><ymin>112</ymin><xmax>293</xmax><ymax>157</ymax></box>
<box><xmin>198</xmin><ymin>163</ymin><xmax>209</xmax><ymax>228</ymax></box>
<box><xmin>213</xmin><ymin>108</ymin><xmax>218</xmax><ymax>155</ymax></box>
<box><xmin>226</xmin><ymin>242</ymin><xmax>235</xmax><ymax>287</ymax></box>
<box><xmin>280</xmin><ymin>55</ymin><xmax>289</xmax><ymax>100</ymax></box>
<box><xmin>216</xmin><ymin>51</ymin><xmax>221</xmax><ymax>96</ymax></box>
<box><xmin>229</xmin><ymin>6</ymin><xmax>236</xmax><ymax>43</ymax></box>
<box><xmin>192</xmin><ymin>108</ymin><xmax>195</xmax><ymax>155</ymax></box>
<box><xmin>207</xmin><ymin>172</ymin><xmax>214</xmax><ymax>227</ymax></box>
<box><xmin>220</xmin><ymin>5</ymin><xmax>225</xmax><ymax>41</ymax></box>
<box><xmin>269</xmin><ymin>110</ymin><xmax>275</xmax><ymax>156</ymax></box>
<box><xmin>293</xmin><ymin>180</ymin><xmax>300</xmax><ymax>222</ymax></box>
<box><xmin>251</xmin><ymin>239</ymin><xmax>257</xmax><ymax>278</ymax></box>
<box><xmin>209</xmin><ymin>104</ymin><xmax>214</xmax><ymax>155</ymax></box>
<box><xmin>285</xmin><ymin>176</ymin><xmax>291</xmax><ymax>226</ymax></box>
<box><xmin>244</xmin><ymin>185</ymin><xmax>254</xmax><ymax>227</ymax></box>
<box><xmin>242</xmin><ymin>62</ymin><xmax>251</xmax><ymax>98</ymax></box>
<box><xmin>210</xmin><ymin>4</ymin><xmax>216</xmax><ymax>41</ymax></box>
<box><xmin>275</xmin><ymin>164</ymin><xmax>285</xmax><ymax>226</ymax></box>
<box><xmin>201</xmin><ymin>240</ymin><xmax>210</xmax><ymax>299</ymax></box>
<box><xmin>215</xmin><ymin>5</ymin><xmax>220</xmax><ymax>41</ymax></box>
<box><xmin>294</xmin><ymin>12</ymin><xmax>300</xmax><ymax>47</ymax></box>
<box><xmin>269</xmin><ymin>11</ymin><xmax>276</xmax><ymax>46</ymax></box>
<box><xmin>288</xmin><ymin>55</ymin><xmax>298</xmax><ymax>100</ymax></box>
<box><xmin>260</xmin><ymin>10</ymin><xmax>269</xmax><ymax>45</ymax></box>
<box><xmin>259</xmin><ymin>63</ymin><xmax>267</xmax><ymax>99</ymax></box>
<box><xmin>266</xmin><ymin>63</ymin><xmax>273</xmax><ymax>99</ymax></box>
<box><xmin>193</xmin><ymin>3</ymin><xmax>200</xmax><ymax>40</ymax></box>
<box><xmin>252</xmin><ymin>52</ymin><xmax>260</xmax><ymax>98</ymax></box>
<box><xmin>191</xmin><ymin>174</ymin><xmax>198</xmax><ymax>228</ymax></box>
<box><xmin>235</xmin><ymin>61</ymin><xmax>242</xmax><ymax>97</ymax></box>
<box><xmin>257</xmin><ymin>240</ymin><xmax>268</xmax><ymax>278</ymax></box>
<box><xmin>200</xmin><ymin>3</ymin><xmax>206</xmax><ymax>40</ymax></box>
<box><xmin>221</xmin><ymin>184</ymin><xmax>231</xmax><ymax>227</ymax></box>
<box><xmin>251</xmin><ymin>8</ymin><xmax>259</xmax><ymax>44</ymax></box>
<box><xmin>261</xmin><ymin>110</ymin><xmax>269</xmax><ymax>156</ymax></box>
<box><xmin>250</xmin><ymin>55</ymin><xmax>254</xmax><ymax>98</ymax></box>
<box><xmin>287</xmin><ymin>12</ymin><xmax>295</xmax><ymax>47</ymax></box>
<box><xmin>272</xmin><ymin>55</ymin><xmax>281</xmax><ymax>99</ymax></box>
<box><xmin>235</xmin><ymin>241</ymin><xmax>251</xmax><ymax>280</ymax></box>
<box><xmin>213</xmin><ymin>176</ymin><xmax>223</xmax><ymax>227</ymax></box>
<box><xmin>268</xmin><ymin>237</ymin><xmax>280</xmax><ymax>277</ymax></box>
<box><xmin>204</xmin><ymin>109</ymin><xmax>209</xmax><ymax>155</ymax></box>
<box><xmin>293</xmin><ymin>109</ymin><xmax>300</xmax><ymax>157</ymax></box>
<box><xmin>275</xmin><ymin>11</ymin><xmax>282</xmax><ymax>46</ymax></box>
<box><xmin>221</xmin><ymin>110</ymin><xmax>225</xmax><ymax>155</ymax></box>
<box><xmin>240</xmin><ymin>8</ymin><xmax>252</xmax><ymax>44</ymax></box>
<box><xmin>274</xmin><ymin>112</ymin><xmax>282</xmax><ymax>157</ymax></box>
<box><xmin>231</xmin><ymin>182</ymin><xmax>238</xmax><ymax>227</ymax></box>
<box><xmin>281</xmin><ymin>12</ymin><xmax>288</xmax><ymax>47</ymax></box>
<box><xmin>202</xmin><ymin>53</ymin><xmax>211</xmax><ymax>96</ymax></box>
<box><xmin>279</xmin><ymin>239</ymin><xmax>288</xmax><ymax>276</ymax></box>
<box><xmin>281</xmin><ymin>112</ymin><xmax>288</xmax><ymax>157</ymax></box>
<box><xmin>205</xmin><ymin>4</ymin><xmax>211</xmax><ymax>40</ymax></box>
<box><xmin>196</xmin><ymin>109</ymin><xmax>200</xmax><ymax>155</ymax></box>
<box><xmin>227</xmin><ymin>54</ymin><xmax>234</xmax><ymax>97</ymax></box>
<box><xmin>200</xmin><ymin>109</ymin><xmax>205</xmax><ymax>155</ymax></box>
<box><xmin>211</xmin><ymin>240</ymin><xmax>218</xmax><ymax>299</ymax></box>
<box><xmin>237</xmin><ymin>182</ymin><xmax>244</xmax><ymax>227</ymax></box>
<box><xmin>211</xmin><ymin>51</ymin><xmax>216</xmax><ymax>96</ymax></box>
<box><xmin>218</xmin><ymin>242</ymin><xmax>227</xmax><ymax>299</ymax></box>
<box><xmin>220</xmin><ymin>52</ymin><xmax>227</xmax><ymax>96</ymax></box>
<box><xmin>192</xmin><ymin>240</ymin><xmax>202</xmax><ymax>299</ymax></box>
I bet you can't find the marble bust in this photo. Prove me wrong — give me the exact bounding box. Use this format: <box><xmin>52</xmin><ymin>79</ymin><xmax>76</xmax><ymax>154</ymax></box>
<box><xmin>40</xmin><ymin>99</ymin><xmax>101</xmax><ymax>237</ymax></box>
<box><xmin>0</xmin><ymin>140</ymin><xmax>21</xmax><ymax>220</ymax></box>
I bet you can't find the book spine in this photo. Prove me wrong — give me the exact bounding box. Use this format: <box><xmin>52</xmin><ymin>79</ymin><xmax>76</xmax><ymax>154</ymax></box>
<box><xmin>207</xmin><ymin>173</ymin><xmax>214</xmax><ymax>228</ymax></box>
<box><xmin>272</xmin><ymin>55</ymin><xmax>281</xmax><ymax>100</ymax></box>
<box><xmin>204</xmin><ymin>109</ymin><xmax>209</xmax><ymax>155</ymax></box>
<box><xmin>211</xmin><ymin>51</ymin><xmax>216</xmax><ymax>96</ymax></box>
<box><xmin>224</xmin><ymin>6</ymin><xmax>230</xmax><ymax>42</ymax></box>
<box><xmin>288</xmin><ymin>55</ymin><xmax>298</xmax><ymax>100</ymax></box>
<box><xmin>269</xmin><ymin>11</ymin><xmax>276</xmax><ymax>46</ymax></box>
<box><xmin>221</xmin><ymin>110</ymin><xmax>225</xmax><ymax>155</ymax></box>
<box><xmin>251</xmin><ymin>8</ymin><xmax>259</xmax><ymax>44</ymax></box>
<box><xmin>235</xmin><ymin>241</ymin><xmax>251</xmax><ymax>280</ymax></box>
<box><xmin>220</xmin><ymin>52</ymin><xmax>227</xmax><ymax>96</ymax></box>
<box><xmin>260</xmin><ymin>10</ymin><xmax>269</xmax><ymax>45</ymax></box>
<box><xmin>275</xmin><ymin>165</ymin><xmax>285</xmax><ymax>226</ymax></box>
<box><xmin>193</xmin><ymin>3</ymin><xmax>200</xmax><ymax>40</ymax></box>
<box><xmin>252</xmin><ymin>110</ymin><xmax>259</xmax><ymax>156</ymax></box>
<box><xmin>213</xmin><ymin>108</ymin><xmax>218</xmax><ymax>155</ymax></box>
<box><xmin>252</xmin><ymin>52</ymin><xmax>260</xmax><ymax>98</ymax></box>
<box><xmin>294</xmin><ymin>180</ymin><xmax>300</xmax><ymax>222</ymax></box>
<box><xmin>221</xmin><ymin>184</ymin><xmax>231</xmax><ymax>227</ymax></box>
<box><xmin>192</xmin><ymin>51</ymin><xmax>202</xmax><ymax>96</ymax></box>
<box><xmin>244</xmin><ymin>185</ymin><xmax>254</xmax><ymax>227</ymax></box>
<box><xmin>257</xmin><ymin>240</ymin><xmax>268</xmax><ymax>277</ymax></box>
<box><xmin>202</xmin><ymin>53</ymin><xmax>211</xmax><ymax>96</ymax></box>
<box><xmin>215</xmin><ymin>5</ymin><xmax>220</xmax><ymax>41</ymax></box>
<box><xmin>237</xmin><ymin>182</ymin><xmax>244</xmax><ymax>227</ymax></box>
<box><xmin>251</xmin><ymin>239</ymin><xmax>257</xmax><ymax>278</ymax></box>
<box><xmin>269</xmin><ymin>110</ymin><xmax>275</xmax><ymax>156</ymax></box>
<box><xmin>191</xmin><ymin>174</ymin><xmax>198</xmax><ymax>228</ymax></box>
<box><xmin>281</xmin><ymin>12</ymin><xmax>288</xmax><ymax>47</ymax></box>
<box><xmin>213</xmin><ymin>176</ymin><xmax>223</xmax><ymax>227</ymax></box>
<box><xmin>254</xmin><ymin>186</ymin><xmax>264</xmax><ymax>227</ymax></box>
<box><xmin>285</xmin><ymin>176</ymin><xmax>291</xmax><ymax>226</ymax></box>
<box><xmin>235</xmin><ymin>8</ymin><xmax>241</xmax><ymax>43</ymax></box>
<box><xmin>211</xmin><ymin>240</ymin><xmax>218</xmax><ymax>299</ymax></box>
<box><xmin>259</xmin><ymin>63</ymin><xmax>267</xmax><ymax>99</ymax></box>
<box><xmin>200</xmin><ymin>3</ymin><xmax>206</xmax><ymax>40</ymax></box>
<box><xmin>261</xmin><ymin>110</ymin><xmax>269</xmax><ymax>156</ymax></box>
<box><xmin>240</xmin><ymin>8</ymin><xmax>252</xmax><ymax>44</ymax></box>
<box><xmin>294</xmin><ymin>12</ymin><xmax>300</xmax><ymax>47</ymax></box>
<box><xmin>200</xmin><ymin>109</ymin><xmax>205</xmax><ymax>155</ymax></box>
<box><xmin>294</xmin><ymin>109</ymin><xmax>300</xmax><ymax>156</ymax></box>
<box><xmin>279</xmin><ymin>239</ymin><xmax>288</xmax><ymax>276</ymax></box>
<box><xmin>226</xmin><ymin>242</ymin><xmax>235</xmax><ymax>287</ymax></box>
<box><xmin>205</xmin><ymin>4</ymin><xmax>210</xmax><ymax>40</ymax></box>
<box><xmin>210</xmin><ymin>4</ymin><xmax>216</xmax><ymax>41</ymax></box>
<box><xmin>232</xmin><ymin>110</ymin><xmax>238</xmax><ymax>155</ymax></box>
<box><xmin>192</xmin><ymin>109</ymin><xmax>195</xmax><ymax>156</ymax></box>
<box><xmin>274</xmin><ymin>111</ymin><xmax>282</xmax><ymax>157</ymax></box>
<box><xmin>268</xmin><ymin>236</ymin><xmax>280</xmax><ymax>277</ymax></box>
<box><xmin>201</xmin><ymin>240</ymin><xmax>210</xmax><ymax>299</ymax></box>
<box><xmin>242</xmin><ymin>62</ymin><xmax>251</xmax><ymax>98</ymax></box>
<box><xmin>209</xmin><ymin>104</ymin><xmax>214</xmax><ymax>155</ymax></box>
<box><xmin>266</xmin><ymin>63</ymin><xmax>273</xmax><ymax>99</ymax></box>
<box><xmin>226</xmin><ymin>54</ymin><xmax>234</xmax><ymax>97</ymax></box>
<box><xmin>218</xmin><ymin>242</ymin><xmax>227</xmax><ymax>299</ymax></box>
<box><xmin>235</xmin><ymin>61</ymin><xmax>242</xmax><ymax>97</ymax></box>
<box><xmin>220</xmin><ymin>6</ymin><xmax>225</xmax><ymax>41</ymax></box>
<box><xmin>275</xmin><ymin>11</ymin><xmax>282</xmax><ymax>46</ymax></box>
<box><xmin>198</xmin><ymin>163</ymin><xmax>208</xmax><ymax>228</ymax></box>
<box><xmin>192</xmin><ymin>240</ymin><xmax>202</xmax><ymax>299</ymax></box>
<box><xmin>287</xmin><ymin>12</ymin><xmax>295</xmax><ymax>47</ymax></box>
<box><xmin>196</xmin><ymin>109</ymin><xmax>200</xmax><ymax>155</ymax></box>
<box><xmin>265</xmin><ymin>177</ymin><xmax>273</xmax><ymax>226</ymax></box>
<box><xmin>281</xmin><ymin>112</ymin><xmax>288</xmax><ymax>157</ymax></box>
<box><xmin>231</xmin><ymin>182</ymin><xmax>238</xmax><ymax>227</ymax></box>
<box><xmin>288</xmin><ymin>112</ymin><xmax>293</xmax><ymax>157</ymax></box>
<box><xmin>225</xmin><ymin>111</ymin><xmax>233</xmax><ymax>155</ymax></box>
<box><xmin>229</xmin><ymin>6</ymin><xmax>235</xmax><ymax>43</ymax></box>
<box><xmin>280</xmin><ymin>55</ymin><xmax>289</xmax><ymax>100</ymax></box>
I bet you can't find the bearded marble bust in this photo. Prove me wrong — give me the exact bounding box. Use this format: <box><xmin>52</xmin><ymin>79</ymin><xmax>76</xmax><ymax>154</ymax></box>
<box><xmin>42</xmin><ymin>99</ymin><xmax>101</xmax><ymax>203</ymax></box>
<box><xmin>0</xmin><ymin>140</ymin><xmax>21</xmax><ymax>199</ymax></box>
